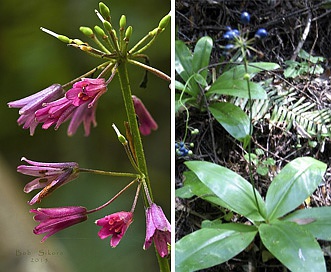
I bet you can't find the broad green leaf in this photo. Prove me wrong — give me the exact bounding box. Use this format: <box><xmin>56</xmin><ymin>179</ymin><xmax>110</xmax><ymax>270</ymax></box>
<box><xmin>207</xmin><ymin>79</ymin><xmax>267</xmax><ymax>99</ymax></box>
<box><xmin>193</xmin><ymin>73</ymin><xmax>208</xmax><ymax>87</ymax></box>
<box><xmin>298</xmin><ymin>49</ymin><xmax>325</xmax><ymax>63</ymax></box>
<box><xmin>185</xmin><ymin>161</ymin><xmax>266</xmax><ymax>221</ymax></box>
<box><xmin>175</xmin><ymin>171</ymin><xmax>230</xmax><ymax>208</ymax></box>
<box><xmin>175</xmin><ymin>225</ymin><xmax>257</xmax><ymax>272</ymax></box>
<box><xmin>175</xmin><ymin>80</ymin><xmax>186</xmax><ymax>91</ymax></box>
<box><xmin>259</xmin><ymin>221</ymin><xmax>326</xmax><ymax>272</ymax></box>
<box><xmin>265</xmin><ymin>157</ymin><xmax>326</xmax><ymax>221</ymax></box>
<box><xmin>209</xmin><ymin>102</ymin><xmax>251</xmax><ymax>144</ymax></box>
<box><xmin>175</xmin><ymin>40</ymin><xmax>200</xmax><ymax>97</ymax></box>
<box><xmin>192</xmin><ymin>36</ymin><xmax>213</xmax><ymax>80</ymax></box>
<box><xmin>220</xmin><ymin>62</ymin><xmax>280</xmax><ymax>80</ymax></box>
<box><xmin>175</xmin><ymin>40</ymin><xmax>193</xmax><ymax>81</ymax></box>
<box><xmin>282</xmin><ymin>206</ymin><xmax>331</xmax><ymax>241</ymax></box>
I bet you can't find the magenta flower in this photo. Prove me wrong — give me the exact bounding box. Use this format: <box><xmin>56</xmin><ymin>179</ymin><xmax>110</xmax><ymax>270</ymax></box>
<box><xmin>17</xmin><ymin>157</ymin><xmax>79</xmax><ymax>205</ymax></box>
<box><xmin>35</xmin><ymin>78</ymin><xmax>107</xmax><ymax>136</ymax></box>
<box><xmin>95</xmin><ymin>211</ymin><xmax>133</xmax><ymax>247</ymax></box>
<box><xmin>132</xmin><ymin>95</ymin><xmax>158</xmax><ymax>135</ymax></box>
<box><xmin>31</xmin><ymin>206</ymin><xmax>87</xmax><ymax>242</ymax></box>
<box><xmin>7</xmin><ymin>84</ymin><xmax>64</xmax><ymax>135</ymax></box>
<box><xmin>143</xmin><ymin>203</ymin><xmax>171</xmax><ymax>257</ymax></box>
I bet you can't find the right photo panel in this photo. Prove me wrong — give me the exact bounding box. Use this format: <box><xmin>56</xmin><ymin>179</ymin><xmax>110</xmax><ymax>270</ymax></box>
<box><xmin>175</xmin><ymin>1</ymin><xmax>331</xmax><ymax>271</ymax></box>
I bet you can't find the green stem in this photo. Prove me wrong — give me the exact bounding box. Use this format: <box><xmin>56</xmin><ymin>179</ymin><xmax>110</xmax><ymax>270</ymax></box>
<box><xmin>79</xmin><ymin>167</ymin><xmax>139</xmax><ymax>178</ymax></box>
<box><xmin>116</xmin><ymin>61</ymin><xmax>170</xmax><ymax>272</ymax></box>
<box><xmin>242</xmin><ymin>49</ymin><xmax>261</xmax><ymax>215</ymax></box>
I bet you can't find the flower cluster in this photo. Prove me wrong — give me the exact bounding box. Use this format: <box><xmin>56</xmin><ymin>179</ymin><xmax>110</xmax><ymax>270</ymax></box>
<box><xmin>8</xmin><ymin>1</ymin><xmax>171</xmax><ymax>267</ymax></box>
<box><xmin>8</xmin><ymin>78</ymin><xmax>107</xmax><ymax>136</ymax></box>
<box><xmin>222</xmin><ymin>11</ymin><xmax>268</xmax><ymax>55</ymax></box>
<box><xmin>18</xmin><ymin>156</ymin><xmax>171</xmax><ymax>257</ymax></box>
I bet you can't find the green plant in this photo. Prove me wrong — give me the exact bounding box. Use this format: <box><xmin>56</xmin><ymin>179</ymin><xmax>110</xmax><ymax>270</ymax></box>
<box><xmin>175</xmin><ymin>36</ymin><xmax>279</xmax><ymax>147</ymax></box>
<box><xmin>284</xmin><ymin>49</ymin><xmax>325</xmax><ymax>78</ymax></box>
<box><xmin>176</xmin><ymin>157</ymin><xmax>330</xmax><ymax>271</ymax></box>
<box><xmin>244</xmin><ymin>148</ymin><xmax>275</xmax><ymax>176</ymax></box>
<box><xmin>175</xmin><ymin>11</ymin><xmax>331</xmax><ymax>272</ymax></box>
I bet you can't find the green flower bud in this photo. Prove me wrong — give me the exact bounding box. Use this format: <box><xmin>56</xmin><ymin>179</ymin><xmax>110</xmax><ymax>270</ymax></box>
<box><xmin>149</xmin><ymin>28</ymin><xmax>158</xmax><ymax>36</ymax></box>
<box><xmin>103</xmin><ymin>21</ymin><xmax>112</xmax><ymax>32</ymax></box>
<box><xmin>125</xmin><ymin>26</ymin><xmax>132</xmax><ymax>41</ymax></box>
<box><xmin>72</xmin><ymin>39</ymin><xmax>86</xmax><ymax>45</ymax></box>
<box><xmin>79</xmin><ymin>26</ymin><xmax>94</xmax><ymax>37</ymax></box>
<box><xmin>57</xmin><ymin>35</ymin><xmax>71</xmax><ymax>44</ymax></box>
<box><xmin>119</xmin><ymin>15</ymin><xmax>126</xmax><ymax>30</ymax></box>
<box><xmin>112</xmin><ymin>124</ymin><xmax>127</xmax><ymax>145</ymax></box>
<box><xmin>94</xmin><ymin>25</ymin><xmax>107</xmax><ymax>38</ymax></box>
<box><xmin>99</xmin><ymin>2</ymin><xmax>111</xmax><ymax>21</ymax></box>
<box><xmin>158</xmin><ymin>14</ymin><xmax>170</xmax><ymax>30</ymax></box>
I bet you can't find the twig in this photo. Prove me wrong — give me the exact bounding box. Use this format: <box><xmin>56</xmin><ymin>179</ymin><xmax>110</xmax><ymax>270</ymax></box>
<box><xmin>290</xmin><ymin>1</ymin><xmax>312</xmax><ymax>61</ymax></box>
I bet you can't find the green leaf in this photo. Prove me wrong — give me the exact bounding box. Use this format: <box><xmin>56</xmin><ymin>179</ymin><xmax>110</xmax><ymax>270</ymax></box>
<box><xmin>175</xmin><ymin>40</ymin><xmax>200</xmax><ymax>96</ymax></box>
<box><xmin>175</xmin><ymin>40</ymin><xmax>193</xmax><ymax>81</ymax></box>
<box><xmin>259</xmin><ymin>221</ymin><xmax>326</xmax><ymax>272</ymax></box>
<box><xmin>192</xmin><ymin>36</ymin><xmax>213</xmax><ymax>80</ymax></box>
<box><xmin>221</xmin><ymin>62</ymin><xmax>280</xmax><ymax>80</ymax></box>
<box><xmin>185</xmin><ymin>161</ymin><xmax>266</xmax><ymax>221</ymax></box>
<box><xmin>209</xmin><ymin>102</ymin><xmax>251</xmax><ymax>144</ymax></box>
<box><xmin>193</xmin><ymin>73</ymin><xmax>208</xmax><ymax>87</ymax></box>
<box><xmin>282</xmin><ymin>206</ymin><xmax>331</xmax><ymax>241</ymax></box>
<box><xmin>175</xmin><ymin>224</ymin><xmax>257</xmax><ymax>272</ymax></box>
<box><xmin>176</xmin><ymin>171</ymin><xmax>230</xmax><ymax>208</ymax></box>
<box><xmin>207</xmin><ymin>79</ymin><xmax>267</xmax><ymax>99</ymax></box>
<box><xmin>265</xmin><ymin>157</ymin><xmax>326</xmax><ymax>221</ymax></box>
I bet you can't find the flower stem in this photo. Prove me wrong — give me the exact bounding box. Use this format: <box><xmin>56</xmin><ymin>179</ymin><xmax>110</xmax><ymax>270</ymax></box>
<box><xmin>117</xmin><ymin>61</ymin><xmax>170</xmax><ymax>271</ymax></box>
<box><xmin>79</xmin><ymin>167</ymin><xmax>139</xmax><ymax>178</ymax></box>
<box><xmin>86</xmin><ymin>178</ymin><xmax>139</xmax><ymax>214</ymax></box>
<box><xmin>116</xmin><ymin>61</ymin><xmax>153</xmax><ymax>202</ymax></box>
<box><xmin>242</xmin><ymin>48</ymin><xmax>261</xmax><ymax>215</ymax></box>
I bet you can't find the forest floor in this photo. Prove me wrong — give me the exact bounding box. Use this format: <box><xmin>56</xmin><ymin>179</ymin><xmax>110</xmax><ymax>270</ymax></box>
<box><xmin>175</xmin><ymin>0</ymin><xmax>331</xmax><ymax>271</ymax></box>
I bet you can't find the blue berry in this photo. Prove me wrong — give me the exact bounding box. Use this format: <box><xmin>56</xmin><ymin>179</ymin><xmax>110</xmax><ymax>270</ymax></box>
<box><xmin>232</xmin><ymin>29</ymin><xmax>240</xmax><ymax>36</ymax></box>
<box><xmin>255</xmin><ymin>28</ymin><xmax>268</xmax><ymax>39</ymax></box>
<box><xmin>240</xmin><ymin>12</ymin><xmax>250</xmax><ymax>25</ymax></box>
<box><xmin>223</xmin><ymin>30</ymin><xmax>237</xmax><ymax>40</ymax></box>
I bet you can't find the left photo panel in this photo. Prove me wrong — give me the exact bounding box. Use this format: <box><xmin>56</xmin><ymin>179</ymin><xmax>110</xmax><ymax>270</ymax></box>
<box><xmin>1</xmin><ymin>1</ymin><xmax>171</xmax><ymax>271</ymax></box>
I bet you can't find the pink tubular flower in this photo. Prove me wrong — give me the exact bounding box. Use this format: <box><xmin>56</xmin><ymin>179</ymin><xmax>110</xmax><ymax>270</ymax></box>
<box><xmin>143</xmin><ymin>203</ymin><xmax>171</xmax><ymax>257</ymax></box>
<box><xmin>95</xmin><ymin>211</ymin><xmax>133</xmax><ymax>247</ymax></box>
<box><xmin>17</xmin><ymin>157</ymin><xmax>79</xmax><ymax>205</ymax></box>
<box><xmin>132</xmin><ymin>95</ymin><xmax>158</xmax><ymax>135</ymax></box>
<box><xmin>7</xmin><ymin>84</ymin><xmax>64</xmax><ymax>135</ymax></box>
<box><xmin>31</xmin><ymin>206</ymin><xmax>87</xmax><ymax>242</ymax></box>
<box><xmin>35</xmin><ymin>78</ymin><xmax>107</xmax><ymax>136</ymax></box>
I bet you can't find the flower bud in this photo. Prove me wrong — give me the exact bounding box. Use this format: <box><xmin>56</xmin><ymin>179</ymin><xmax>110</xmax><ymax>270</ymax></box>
<box><xmin>99</xmin><ymin>2</ymin><xmax>111</xmax><ymax>21</ymax></box>
<box><xmin>79</xmin><ymin>26</ymin><xmax>94</xmax><ymax>38</ymax></box>
<box><xmin>94</xmin><ymin>25</ymin><xmax>107</xmax><ymax>38</ymax></box>
<box><xmin>119</xmin><ymin>15</ymin><xmax>126</xmax><ymax>30</ymax></box>
<box><xmin>72</xmin><ymin>39</ymin><xmax>86</xmax><ymax>45</ymax></box>
<box><xmin>125</xmin><ymin>26</ymin><xmax>132</xmax><ymax>41</ymax></box>
<box><xmin>57</xmin><ymin>35</ymin><xmax>71</xmax><ymax>44</ymax></box>
<box><xmin>158</xmin><ymin>14</ymin><xmax>170</xmax><ymax>30</ymax></box>
<box><xmin>103</xmin><ymin>21</ymin><xmax>113</xmax><ymax>32</ymax></box>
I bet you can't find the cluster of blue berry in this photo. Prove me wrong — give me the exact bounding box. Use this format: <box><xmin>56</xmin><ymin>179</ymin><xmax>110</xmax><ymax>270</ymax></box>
<box><xmin>175</xmin><ymin>142</ymin><xmax>194</xmax><ymax>157</ymax></box>
<box><xmin>222</xmin><ymin>11</ymin><xmax>268</xmax><ymax>54</ymax></box>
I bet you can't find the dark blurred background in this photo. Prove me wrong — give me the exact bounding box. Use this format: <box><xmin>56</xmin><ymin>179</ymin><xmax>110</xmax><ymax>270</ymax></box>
<box><xmin>0</xmin><ymin>0</ymin><xmax>170</xmax><ymax>271</ymax></box>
